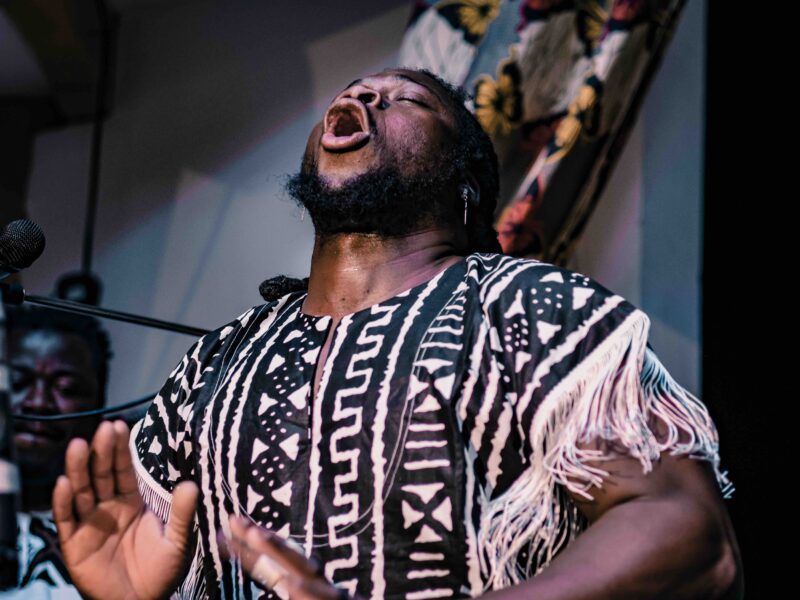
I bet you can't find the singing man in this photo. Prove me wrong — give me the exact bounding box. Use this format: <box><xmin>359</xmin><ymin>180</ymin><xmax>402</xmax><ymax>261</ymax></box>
<box><xmin>50</xmin><ymin>67</ymin><xmax>743</xmax><ymax>600</ymax></box>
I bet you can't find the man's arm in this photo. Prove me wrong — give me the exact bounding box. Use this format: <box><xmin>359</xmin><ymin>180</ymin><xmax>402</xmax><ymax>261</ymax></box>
<box><xmin>480</xmin><ymin>444</ymin><xmax>744</xmax><ymax>600</ymax></box>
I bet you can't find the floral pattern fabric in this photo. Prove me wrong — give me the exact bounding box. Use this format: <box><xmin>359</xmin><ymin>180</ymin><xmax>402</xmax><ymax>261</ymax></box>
<box><xmin>399</xmin><ymin>0</ymin><xmax>685</xmax><ymax>261</ymax></box>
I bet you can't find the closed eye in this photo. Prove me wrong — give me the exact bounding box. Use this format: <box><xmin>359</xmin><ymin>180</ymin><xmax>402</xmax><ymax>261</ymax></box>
<box><xmin>398</xmin><ymin>97</ymin><xmax>429</xmax><ymax>107</ymax></box>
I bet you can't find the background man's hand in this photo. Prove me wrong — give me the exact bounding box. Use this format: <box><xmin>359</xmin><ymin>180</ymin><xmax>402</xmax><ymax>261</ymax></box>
<box><xmin>51</xmin><ymin>420</ymin><xmax>198</xmax><ymax>600</ymax></box>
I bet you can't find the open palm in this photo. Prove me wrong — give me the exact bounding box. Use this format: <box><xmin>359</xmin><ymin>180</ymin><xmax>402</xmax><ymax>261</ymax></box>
<box><xmin>52</xmin><ymin>420</ymin><xmax>198</xmax><ymax>600</ymax></box>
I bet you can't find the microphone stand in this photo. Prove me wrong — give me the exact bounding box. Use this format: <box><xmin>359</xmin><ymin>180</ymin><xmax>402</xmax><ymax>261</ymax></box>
<box><xmin>0</xmin><ymin>282</ymin><xmax>211</xmax><ymax>423</ymax></box>
<box><xmin>0</xmin><ymin>282</ymin><xmax>209</xmax><ymax>337</ymax></box>
<box><xmin>0</xmin><ymin>291</ymin><xmax>19</xmax><ymax>588</ymax></box>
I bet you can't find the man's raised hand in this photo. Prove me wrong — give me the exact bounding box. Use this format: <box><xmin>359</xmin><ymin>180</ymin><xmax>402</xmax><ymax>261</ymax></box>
<box><xmin>51</xmin><ymin>420</ymin><xmax>199</xmax><ymax>600</ymax></box>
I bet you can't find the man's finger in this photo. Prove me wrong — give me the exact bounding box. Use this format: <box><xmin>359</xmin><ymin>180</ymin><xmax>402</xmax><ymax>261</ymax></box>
<box><xmin>253</xmin><ymin>525</ymin><xmax>321</xmax><ymax>578</ymax></box>
<box><xmin>51</xmin><ymin>475</ymin><xmax>76</xmax><ymax>545</ymax></box>
<box><xmin>65</xmin><ymin>437</ymin><xmax>95</xmax><ymax>519</ymax></box>
<box><xmin>227</xmin><ymin>517</ymin><xmax>326</xmax><ymax>588</ymax></box>
<box><xmin>227</xmin><ymin>517</ymin><xmax>274</xmax><ymax>563</ymax></box>
<box><xmin>225</xmin><ymin>532</ymin><xmax>303</xmax><ymax>597</ymax></box>
<box><xmin>90</xmin><ymin>421</ymin><xmax>116</xmax><ymax>502</ymax></box>
<box><xmin>112</xmin><ymin>420</ymin><xmax>139</xmax><ymax>497</ymax></box>
<box><xmin>240</xmin><ymin>521</ymin><xmax>319</xmax><ymax>579</ymax></box>
<box><xmin>165</xmin><ymin>480</ymin><xmax>199</xmax><ymax>550</ymax></box>
<box><xmin>227</xmin><ymin>535</ymin><xmax>285</xmax><ymax>590</ymax></box>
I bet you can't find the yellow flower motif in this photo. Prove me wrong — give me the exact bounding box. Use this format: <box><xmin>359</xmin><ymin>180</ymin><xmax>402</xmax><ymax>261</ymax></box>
<box><xmin>554</xmin><ymin>115</ymin><xmax>580</xmax><ymax>152</ymax></box>
<box><xmin>574</xmin><ymin>83</ymin><xmax>597</xmax><ymax>113</ymax></box>
<box><xmin>576</xmin><ymin>0</ymin><xmax>608</xmax><ymax>51</ymax></box>
<box><xmin>551</xmin><ymin>82</ymin><xmax>598</xmax><ymax>160</ymax></box>
<box><xmin>473</xmin><ymin>54</ymin><xmax>522</xmax><ymax>137</ymax></box>
<box><xmin>458</xmin><ymin>0</ymin><xmax>501</xmax><ymax>37</ymax></box>
<box><xmin>436</xmin><ymin>0</ymin><xmax>501</xmax><ymax>39</ymax></box>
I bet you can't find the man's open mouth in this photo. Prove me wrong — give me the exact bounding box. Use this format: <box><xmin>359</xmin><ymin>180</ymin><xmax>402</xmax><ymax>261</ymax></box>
<box><xmin>321</xmin><ymin>99</ymin><xmax>371</xmax><ymax>152</ymax></box>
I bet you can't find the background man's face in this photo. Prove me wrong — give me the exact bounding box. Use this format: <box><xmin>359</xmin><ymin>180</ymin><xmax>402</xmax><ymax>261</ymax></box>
<box><xmin>10</xmin><ymin>329</ymin><xmax>102</xmax><ymax>476</ymax></box>
<box><xmin>302</xmin><ymin>68</ymin><xmax>459</xmax><ymax>188</ymax></box>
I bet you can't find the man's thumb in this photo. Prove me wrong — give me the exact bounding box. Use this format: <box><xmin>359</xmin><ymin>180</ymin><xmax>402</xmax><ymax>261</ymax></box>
<box><xmin>165</xmin><ymin>480</ymin><xmax>199</xmax><ymax>549</ymax></box>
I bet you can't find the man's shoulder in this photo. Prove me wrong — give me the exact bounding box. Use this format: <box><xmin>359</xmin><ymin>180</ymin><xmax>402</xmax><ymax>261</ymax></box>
<box><xmin>465</xmin><ymin>252</ymin><xmax>616</xmax><ymax>295</ymax></box>
<box><xmin>202</xmin><ymin>292</ymin><xmax>305</xmax><ymax>345</ymax></box>
<box><xmin>463</xmin><ymin>252</ymin><xmax>638</xmax><ymax>321</ymax></box>
<box><xmin>172</xmin><ymin>293</ymin><xmax>304</xmax><ymax>373</ymax></box>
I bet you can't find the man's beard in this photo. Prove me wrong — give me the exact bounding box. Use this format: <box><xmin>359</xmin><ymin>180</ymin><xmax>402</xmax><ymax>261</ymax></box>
<box><xmin>285</xmin><ymin>156</ymin><xmax>461</xmax><ymax>237</ymax></box>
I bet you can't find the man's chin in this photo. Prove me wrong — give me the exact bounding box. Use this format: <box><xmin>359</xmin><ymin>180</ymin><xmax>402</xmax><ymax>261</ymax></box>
<box><xmin>311</xmin><ymin>147</ymin><xmax>383</xmax><ymax>184</ymax></box>
<box><xmin>15</xmin><ymin>433</ymin><xmax>66</xmax><ymax>467</ymax></box>
<box><xmin>310</xmin><ymin>168</ymin><xmax>371</xmax><ymax>192</ymax></box>
<box><xmin>287</xmin><ymin>158</ymin><xmax>457</xmax><ymax>238</ymax></box>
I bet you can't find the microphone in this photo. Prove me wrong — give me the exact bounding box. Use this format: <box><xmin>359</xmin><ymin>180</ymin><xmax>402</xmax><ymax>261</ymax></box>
<box><xmin>0</xmin><ymin>220</ymin><xmax>46</xmax><ymax>281</ymax></box>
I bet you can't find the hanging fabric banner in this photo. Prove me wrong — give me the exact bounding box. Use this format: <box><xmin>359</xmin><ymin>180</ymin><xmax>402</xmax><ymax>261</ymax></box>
<box><xmin>400</xmin><ymin>0</ymin><xmax>685</xmax><ymax>262</ymax></box>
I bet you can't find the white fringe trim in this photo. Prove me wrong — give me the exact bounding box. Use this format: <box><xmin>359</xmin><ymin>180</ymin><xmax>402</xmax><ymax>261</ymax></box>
<box><xmin>130</xmin><ymin>419</ymin><xmax>207</xmax><ymax>600</ymax></box>
<box><xmin>476</xmin><ymin>309</ymin><xmax>734</xmax><ymax>591</ymax></box>
<box><xmin>130</xmin><ymin>419</ymin><xmax>174</xmax><ymax>523</ymax></box>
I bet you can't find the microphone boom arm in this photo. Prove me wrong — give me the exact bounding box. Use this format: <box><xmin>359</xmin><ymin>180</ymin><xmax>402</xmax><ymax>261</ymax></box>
<box><xmin>1</xmin><ymin>283</ymin><xmax>210</xmax><ymax>337</ymax></box>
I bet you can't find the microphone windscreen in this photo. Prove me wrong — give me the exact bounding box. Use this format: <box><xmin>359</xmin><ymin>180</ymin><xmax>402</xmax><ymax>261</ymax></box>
<box><xmin>0</xmin><ymin>219</ymin><xmax>46</xmax><ymax>269</ymax></box>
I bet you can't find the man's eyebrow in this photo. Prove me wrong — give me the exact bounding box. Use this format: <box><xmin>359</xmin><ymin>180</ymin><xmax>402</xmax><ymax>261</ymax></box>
<box><xmin>391</xmin><ymin>74</ymin><xmax>444</xmax><ymax>102</ymax></box>
<box><xmin>339</xmin><ymin>74</ymin><xmax>443</xmax><ymax>103</ymax></box>
<box><xmin>9</xmin><ymin>364</ymin><xmax>83</xmax><ymax>377</ymax></box>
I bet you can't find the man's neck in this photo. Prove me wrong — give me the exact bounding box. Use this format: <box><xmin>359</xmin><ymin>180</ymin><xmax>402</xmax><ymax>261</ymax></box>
<box><xmin>302</xmin><ymin>228</ymin><xmax>463</xmax><ymax>319</ymax></box>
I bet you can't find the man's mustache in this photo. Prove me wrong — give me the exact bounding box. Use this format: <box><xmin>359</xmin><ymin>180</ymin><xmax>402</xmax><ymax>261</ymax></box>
<box><xmin>14</xmin><ymin>419</ymin><xmax>66</xmax><ymax>441</ymax></box>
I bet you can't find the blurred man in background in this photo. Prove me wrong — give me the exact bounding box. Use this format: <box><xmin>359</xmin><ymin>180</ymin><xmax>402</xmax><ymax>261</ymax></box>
<box><xmin>6</xmin><ymin>306</ymin><xmax>111</xmax><ymax>596</ymax></box>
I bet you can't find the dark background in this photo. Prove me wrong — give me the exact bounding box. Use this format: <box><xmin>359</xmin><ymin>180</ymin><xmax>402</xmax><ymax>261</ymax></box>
<box><xmin>704</xmin><ymin>2</ymin><xmax>782</xmax><ymax>596</ymax></box>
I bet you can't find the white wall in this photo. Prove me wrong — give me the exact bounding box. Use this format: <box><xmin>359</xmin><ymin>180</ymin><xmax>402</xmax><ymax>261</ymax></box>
<box><xmin>24</xmin><ymin>0</ymin><xmax>412</xmax><ymax>404</ymax></box>
<box><xmin>568</xmin><ymin>0</ymin><xmax>705</xmax><ymax>395</ymax></box>
<box><xmin>22</xmin><ymin>0</ymin><xmax>705</xmax><ymax>404</ymax></box>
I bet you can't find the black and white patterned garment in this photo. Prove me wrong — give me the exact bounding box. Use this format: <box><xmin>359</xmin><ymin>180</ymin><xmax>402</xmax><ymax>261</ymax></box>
<box><xmin>11</xmin><ymin>511</ymin><xmax>81</xmax><ymax>599</ymax></box>
<box><xmin>131</xmin><ymin>253</ymin><xmax>733</xmax><ymax>600</ymax></box>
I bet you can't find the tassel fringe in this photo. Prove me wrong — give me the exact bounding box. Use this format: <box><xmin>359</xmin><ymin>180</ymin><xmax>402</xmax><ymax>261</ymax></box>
<box><xmin>129</xmin><ymin>420</ymin><xmax>174</xmax><ymax>523</ymax></box>
<box><xmin>476</xmin><ymin>309</ymin><xmax>734</xmax><ymax>591</ymax></box>
<box><xmin>130</xmin><ymin>420</ymin><xmax>206</xmax><ymax>600</ymax></box>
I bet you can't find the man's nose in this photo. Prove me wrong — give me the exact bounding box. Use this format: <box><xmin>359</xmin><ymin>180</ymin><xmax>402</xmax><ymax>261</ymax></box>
<box><xmin>343</xmin><ymin>84</ymin><xmax>385</xmax><ymax>109</ymax></box>
<box><xmin>20</xmin><ymin>380</ymin><xmax>57</xmax><ymax>414</ymax></box>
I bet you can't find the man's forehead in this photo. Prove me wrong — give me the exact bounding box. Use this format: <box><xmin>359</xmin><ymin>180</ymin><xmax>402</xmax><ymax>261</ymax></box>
<box><xmin>13</xmin><ymin>330</ymin><xmax>93</xmax><ymax>366</ymax></box>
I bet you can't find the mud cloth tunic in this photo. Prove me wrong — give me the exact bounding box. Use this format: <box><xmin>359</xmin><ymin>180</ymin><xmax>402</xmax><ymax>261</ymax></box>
<box><xmin>131</xmin><ymin>253</ymin><xmax>732</xmax><ymax>600</ymax></box>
